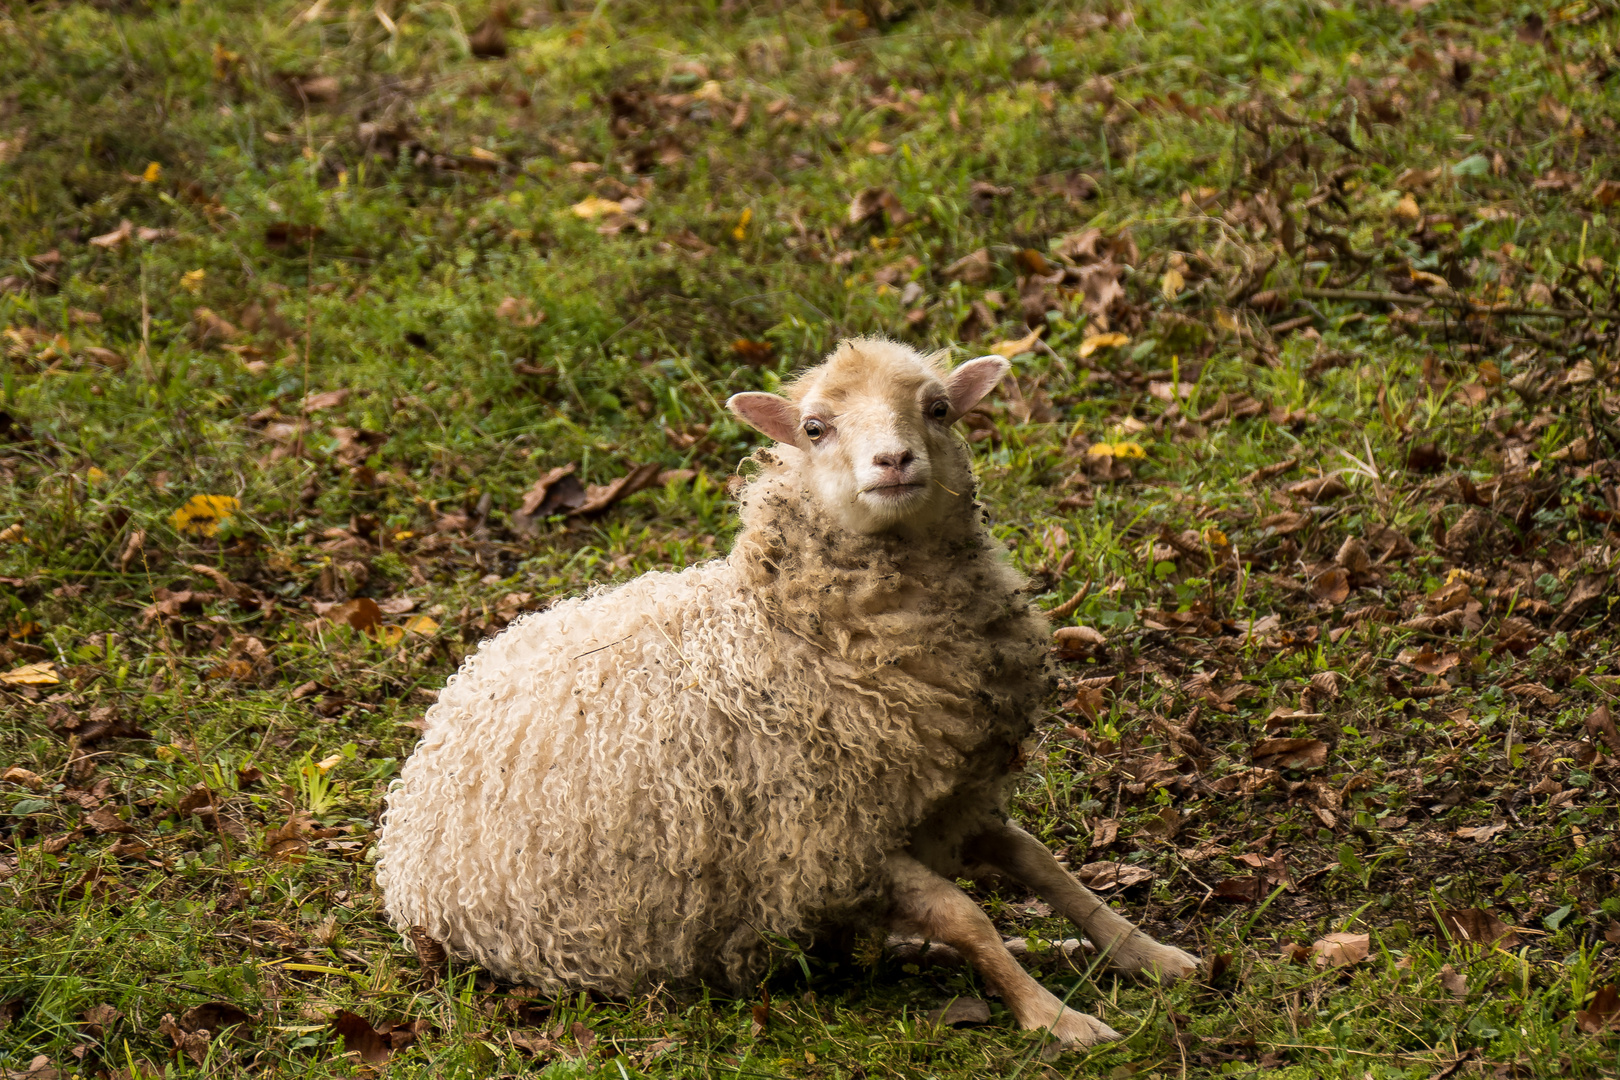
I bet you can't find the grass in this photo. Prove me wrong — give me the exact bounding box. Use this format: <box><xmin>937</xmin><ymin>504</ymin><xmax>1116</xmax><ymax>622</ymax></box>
<box><xmin>3</xmin><ymin>0</ymin><xmax>1620</xmax><ymax>1075</ymax></box>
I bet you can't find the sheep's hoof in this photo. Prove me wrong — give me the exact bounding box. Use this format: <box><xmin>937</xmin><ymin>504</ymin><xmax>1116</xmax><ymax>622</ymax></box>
<box><xmin>1107</xmin><ymin>934</ymin><xmax>1200</xmax><ymax>982</ymax></box>
<box><xmin>1034</xmin><ymin>1007</ymin><xmax>1121</xmax><ymax>1046</ymax></box>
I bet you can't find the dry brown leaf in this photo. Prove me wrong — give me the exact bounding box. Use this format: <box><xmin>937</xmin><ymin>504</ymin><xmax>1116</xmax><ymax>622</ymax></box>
<box><xmin>1311</xmin><ymin>932</ymin><xmax>1369</xmax><ymax>967</ymax></box>
<box><xmin>1439</xmin><ymin>964</ymin><xmax>1468</xmax><ymax>998</ymax></box>
<box><xmin>928</xmin><ymin>997</ymin><xmax>991</xmax><ymax>1027</ymax></box>
<box><xmin>1075</xmin><ymin>861</ymin><xmax>1154</xmax><ymax>890</ymax></box>
<box><xmin>1578</xmin><ymin>985</ymin><xmax>1620</xmax><ymax>1033</ymax></box>
<box><xmin>301</xmin><ymin>389</ymin><xmax>351</xmax><ymax>412</ymax></box>
<box><xmin>1285</xmin><ymin>475</ymin><xmax>1349</xmax><ymax>501</ymax></box>
<box><xmin>574</xmin><ymin>462</ymin><xmax>663</xmax><ymax>516</ymax></box>
<box><xmin>1437</xmin><ymin>908</ymin><xmax>1520</xmax><ymax>950</ymax></box>
<box><xmin>1586</xmin><ymin>704</ymin><xmax>1620</xmax><ymax>753</ymax></box>
<box><xmin>331</xmin><ymin>1011</ymin><xmax>391</xmax><ymax>1064</ymax></box>
<box><xmin>1251</xmin><ymin>738</ymin><xmax>1328</xmax><ymax>771</ymax></box>
<box><xmin>1</xmin><ymin>767</ymin><xmax>44</xmax><ymax>791</ymax></box>
<box><xmin>324</xmin><ymin>597</ymin><xmax>382</xmax><ymax>634</ymax></box>
<box><xmin>1311</xmin><ymin>567</ymin><xmax>1350</xmax><ymax>605</ymax></box>
<box><xmin>1396</xmin><ymin>647</ymin><xmax>1459</xmax><ymax>676</ymax></box>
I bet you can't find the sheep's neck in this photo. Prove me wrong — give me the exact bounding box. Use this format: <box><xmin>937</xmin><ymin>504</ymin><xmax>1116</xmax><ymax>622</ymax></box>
<box><xmin>733</xmin><ymin>484</ymin><xmax>1037</xmax><ymax>661</ymax></box>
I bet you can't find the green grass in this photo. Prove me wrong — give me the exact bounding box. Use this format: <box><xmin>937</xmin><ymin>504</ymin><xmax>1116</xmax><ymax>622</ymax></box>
<box><xmin>3</xmin><ymin>0</ymin><xmax>1620</xmax><ymax>1076</ymax></box>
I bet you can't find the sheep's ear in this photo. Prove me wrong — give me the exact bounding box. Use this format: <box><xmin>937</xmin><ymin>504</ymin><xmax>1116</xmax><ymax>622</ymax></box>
<box><xmin>946</xmin><ymin>356</ymin><xmax>1010</xmax><ymax>420</ymax></box>
<box><xmin>727</xmin><ymin>392</ymin><xmax>802</xmax><ymax>444</ymax></box>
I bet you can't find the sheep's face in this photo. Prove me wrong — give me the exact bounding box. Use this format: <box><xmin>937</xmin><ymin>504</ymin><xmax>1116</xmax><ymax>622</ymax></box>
<box><xmin>728</xmin><ymin>339</ymin><xmax>1009</xmax><ymax>535</ymax></box>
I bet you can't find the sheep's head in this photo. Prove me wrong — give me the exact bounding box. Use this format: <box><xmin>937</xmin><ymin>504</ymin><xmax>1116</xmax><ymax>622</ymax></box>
<box><xmin>727</xmin><ymin>338</ymin><xmax>1008</xmax><ymax>535</ymax></box>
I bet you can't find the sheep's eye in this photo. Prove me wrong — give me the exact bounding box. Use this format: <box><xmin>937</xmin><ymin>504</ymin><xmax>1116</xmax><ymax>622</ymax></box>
<box><xmin>803</xmin><ymin>419</ymin><xmax>826</xmax><ymax>441</ymax></box>
<box><xmin>928</xmin><ymin>399</ymin><xmax>950</xmax><ymax>421</ymax></box>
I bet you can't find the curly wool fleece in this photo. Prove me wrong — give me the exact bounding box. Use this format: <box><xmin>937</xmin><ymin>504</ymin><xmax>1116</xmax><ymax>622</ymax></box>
<box><xmin>376</xmin><ymin>368</ymin><xmax>1050</xmax><ymax>993</ymax></box>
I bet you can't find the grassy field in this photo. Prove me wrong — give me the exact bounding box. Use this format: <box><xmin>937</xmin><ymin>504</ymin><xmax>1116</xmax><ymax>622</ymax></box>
<box><xmin>3</xmin><ymin>0</ymin><xmax>1620</xmax><ymax>1075</ymax></box>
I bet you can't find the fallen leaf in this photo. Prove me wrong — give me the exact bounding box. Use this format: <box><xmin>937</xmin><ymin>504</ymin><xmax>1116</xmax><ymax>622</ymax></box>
<box><xmin>181</xmin><ymin>1002</ymin><xmax>252</xmax><ymax>1037</ymax></box>
<box><xmin>1053</xmin><ymin>625</ymin><xmax>1106</xmax><ymax>654</ymax></box>
<box><xmin>1087</xmin><ymin>442</ymin><xmax>1145</xmax><ymax>459</ymax></box>
<box><xmin>848</xmin><ymin>187</ymin><xmax>914</xmax><ymax>228</ymax></box>
<box><xmin>1251</xmin><ymin>738</ymin><xmax>1328</xmax><ymax>771</ymax></box>
<box><xmin>168</xmin><ymin>495</ymin><xmax>240</xmax><ymax>537</ymax></box>
<box><xmin>1578</xmin><ymin>985</ymin><xmax>1620</xmax><ymax>1034</ymax></box>
<box><xmin>512</xmin><ymin>464</ymin><xmax>587</xmax><ymax>533</ymax></box>
<box><xmin>573</xmin><ymin>462</ymin><xmax>664</xmax><ymax>516</ymax></box>
<box><xmin>1396</xmin><ymin>647</ymin><xmax>1459</xmax><ymax>676</ymax></box>
<box><xmin>732</xmin><ymin>339</ymin><xmax>775</xmax><ymax>365</ymax></box>
<box><xmin>494</xmin><ymin>296</ymin><xmax>545</xmax><ymax>327</ymax></box>
<box><xmin>987</xmin><ymin>327</ymin><xmax>1043</xmax><ymax>358</ymax></box>
<box><xmin>941</xmin><ymin>248</ymin><xmax>992</xmax><ymax>284</ymax></box>
<box><xmin>404</xmin><ymin>615</ymin><xmax>439</xmax><ymax>635</ymax></box>
<box><xmin>571</xmin><ymin>196</ymin><xmax>624</xmax><ymax>219</ymax></box>
<box><xmin>1456</xmin><ymin>823</ymin><xmax>1509</xmax><ymax>842</ymax></box>
<box><xmin>324</xmin><ymin>598</ymin><xmax>382</xmax><ymax>634</ymax></box>
<box><xmin>1439</xmin><ymin>965</ymin><xmax>1468</xmax><ymax>998</ymax></box>
<box><xmin>1311</xmin><ymin>932</ymin><xmax>1369</xmax><ymax>967</ymax></box>
<box><xmin>1285</xmin><ymin>475</ymin><xmax>1349</xmax><ymax>501</ymax></box>
<box><xmin>1311</xmin><ymin>567</ymin><xmax>1351</xmax><ymax>605</ymax></box>
<box><xmin>89</xmin><ymin>220</ymin><xmax>135</xmax><ymax>249</ymax></box>
<box><xmin>81</xmin><ymin>1003</ymin><xmax>121</xmax><ymax>1040</ymax></box>
<box><xmin>1078</xmin><ymin>332</ymin><xmax>1129</xmax><ymax>357</ymax></box>
<box><xmin>331</xmin><ymin>1011</ymin><xmax>391</xmax><ymax>1064</ymax></box>
<box><xmin>1</xmin><ymin>663</ymin><xmax>59</xmax><ymax>687</ymax></box>
<box><xmin>301</xmin><ymin>389</ymin><xmax>351</xmax><ymax>412</ymax></box>
<box><xmin>1212</xmin><ymin>875</ymin><xmax>1264</xmax><ymax>902</ymax></box>
<box><xmin>1585</xmin><ymin>704</ymin><xmax>1620</xmax><ymax>752</ymax></box>
<box><xmin>468</xmin><ymin>11</ymin><xmax>508</xmax><ymax>57</ymax></box>
<box><xmin>928</xmin><ymin>997</ymin><xmax>991</xmax><ymax>1027</ymax></box>
<box><xmin>1</xmin><ymin>767</ymin><xmax>44</xmax><ymax>791</ymax></box>
<box><xmin>83</xmin><ymin>807</ymin><xmax>137</xmax><ymax>835</ymax></box>
<box><xmin>1075</xmin><ymin>862</ymin><xmax>1154</xmax><ymax>890</ymax></box>
<box><xmin>1437</xmin><ymin>908</ymin><xmax>1520</xmax><ymax>950</ymax></box>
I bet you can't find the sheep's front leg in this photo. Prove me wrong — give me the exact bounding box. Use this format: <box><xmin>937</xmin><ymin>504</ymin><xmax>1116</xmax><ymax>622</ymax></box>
<box><xmin>884</xmin><ymin>853</ymin><xmax>1120</xmax><ymax>1046</ymax></box>
<box><xmin>964</xmin><ymin>822</ymin><xmax>1199</xmax><ymax>981</ymax></box>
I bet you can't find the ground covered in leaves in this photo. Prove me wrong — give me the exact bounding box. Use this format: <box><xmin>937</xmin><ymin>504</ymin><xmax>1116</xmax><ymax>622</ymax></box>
<box><xmin>3</xmin><ymin>0</ymin><xmax>1620</xmax><ymax>1076</ymax></box>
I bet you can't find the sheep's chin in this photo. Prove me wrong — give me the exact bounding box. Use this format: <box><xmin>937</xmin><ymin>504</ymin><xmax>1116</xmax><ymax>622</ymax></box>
<box><xmin>843</xmin><ymin>483</ymin><xmax>943</xmax><ymax>533</ymax></box>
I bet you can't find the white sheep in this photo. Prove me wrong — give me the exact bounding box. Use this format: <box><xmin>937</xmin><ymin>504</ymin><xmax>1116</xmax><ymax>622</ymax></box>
<box><xmin>376</xmin><ymin>337</ymin><xmax>1197</xmax><ymax>1045</ymax></box>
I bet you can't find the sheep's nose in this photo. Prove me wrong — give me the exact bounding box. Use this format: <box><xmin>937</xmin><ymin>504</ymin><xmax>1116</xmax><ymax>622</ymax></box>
<box><xmin>872</xmin><ymin>448</ymin><xmax>915</xmax><ymax>470</ymax></box>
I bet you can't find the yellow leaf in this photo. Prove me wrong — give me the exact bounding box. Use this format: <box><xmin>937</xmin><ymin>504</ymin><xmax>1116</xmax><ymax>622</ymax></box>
<box><xmin>315</xmin><ymin>753</ymin><xmax>344</xmax><ymax>772</ymax></box>
<box><xmin>1215</xmin><ymin>309</ymin><xmax>1241</xmax><ymax>332</ymax></box>
<box><xmin>85</xmin><ymin>466</ymin><xmax>107</xmax><ymax>484</ymax></box>
<box><xmin>142</xmin><ymin>161</ymin><xmax>162</xmax><ymax>183</ymax></box>
<box><xmin>987</xmin><ymin>327</ymin><xmax>1043</xmax><ymax>358</ymax></box>
<box><xmin>169</xmin><ymin>494</ymin><xmax>240</xmax><ymax>537</ymax></box>
<box><xmin>1160</xmin><ymin>266</ymin><xmax>1185</xmax><ymax>300</ymax></box>
<box><xmin>0</xmin><ymin>522</ymin><xmax>24</xmax><ymax>545</ymax></box>
<box><xmin>376</xmin><ymin>625</ymin><xmax>406</xmax><ymax>646</ymax></box>
<box><xmin>9</xmin><ymin>621</ymin><xmax>43</xmax><ymax>640</ymax></box>
<box><xmin>180</xmin><ymin>269</ymin><xmax>207</xmax><ymax>295</ymax></box>
<box><xmin>468</xmin><ymin>146</ymin><xmax>499</xmax><ymax>161</ymax></box>
<box><xmin>404</xmin><ymin>615</ymin><xmax>440</xmax><ymax>635</ymax></box>
<box><xmin>571</xmin><ymin>196</ymin><xmax>623</xmax><ymax>219</ymax></box>
<box><xmin>1395</xmin><ymin>193</ymin><xmax>1421</xmax><ymax>222</ymax></box>
<box><xmin>1089</xmin><ymin>441</ymin><xmax>1146</xmax><ymax>459</ymax></box>
<box><xmin>732</xmin><ymin>206</ymin><xmax>752</xmax><ymax>241</ymax></box>
<box><xmin>1203</xmin><ymin>526</ymin><xmax>1229</xmax><ymax>547</ymax></box>
<box><xmin>1078</xmin><ymin>332</ymin><xmax>1130</xmax><ymax>358</ymax></box>
<box><xmin>1</xmin><ymin>662</ymin><xmax>59</xmax><ymax>687</ymax></box>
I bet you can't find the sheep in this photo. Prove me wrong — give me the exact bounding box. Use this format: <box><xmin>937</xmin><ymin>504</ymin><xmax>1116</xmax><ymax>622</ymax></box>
<box><xmin>375</xmin><ymin>337</ymin><xmax>1198</xmax><ymax>1045</ymax></box>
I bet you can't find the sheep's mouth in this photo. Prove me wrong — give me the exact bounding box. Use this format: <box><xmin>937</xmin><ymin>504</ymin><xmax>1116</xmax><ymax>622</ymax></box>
<box><xmin>861</xmin><ymin>482</ymin><xmax>926</xmax><ymax>500</ymax></box>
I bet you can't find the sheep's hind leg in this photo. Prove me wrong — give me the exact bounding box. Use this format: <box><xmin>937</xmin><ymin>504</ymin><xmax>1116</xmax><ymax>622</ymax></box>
<box><xmin>964</xmin><ymin>822</ymin><xmax>1199</xmax><ymax>981</ymax></box>
<box><xmin>884</xmin><ymin>853</ymin><xmax>1119</xmax><ymax>1046</ymax></box>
